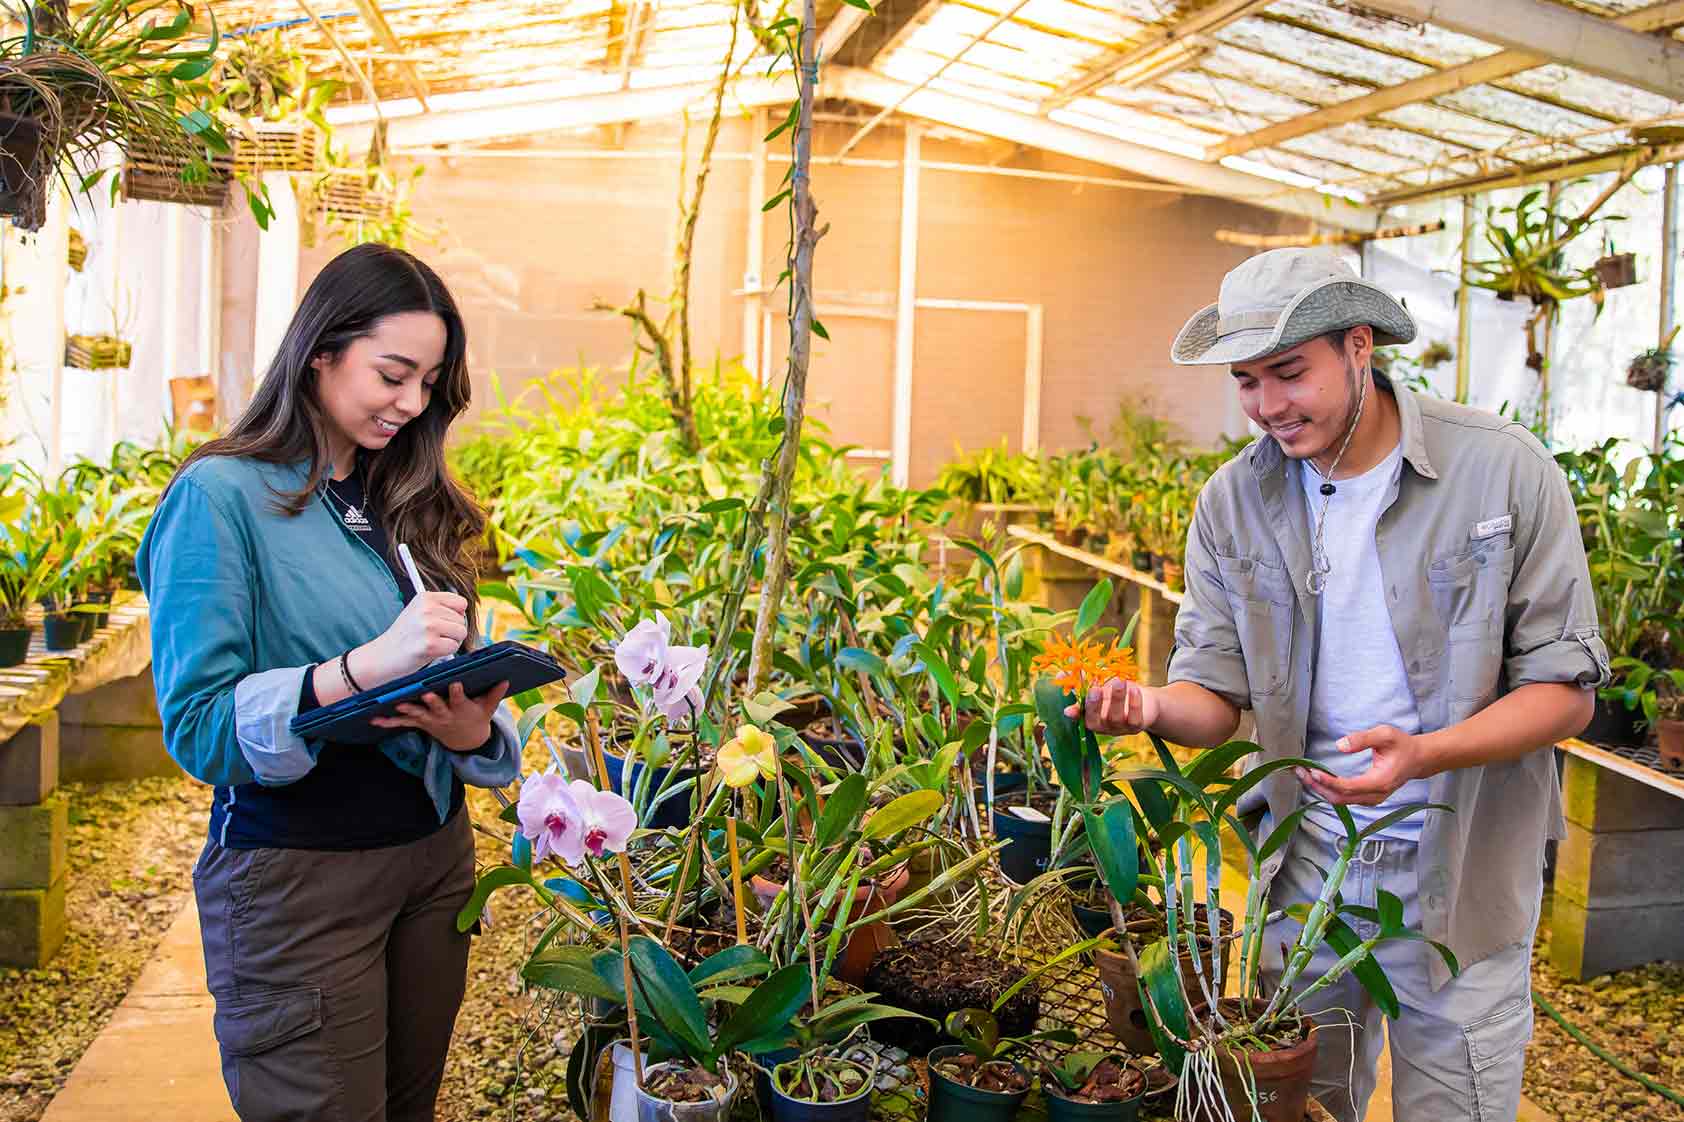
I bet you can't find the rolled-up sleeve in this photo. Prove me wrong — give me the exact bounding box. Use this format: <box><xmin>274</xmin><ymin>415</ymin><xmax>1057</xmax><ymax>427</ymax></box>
<box><xmin>1167</xmin><ymin>500</ymin><xmax>1252</xmax><ymax>710</ymax></box>
<box><xmin>450</xmin><ymin>703</ymin><xmax>522</xmax><ymax>788</ymax></box>
<box><xmin>1504</xmin><ymin>456</ymin><xmax>1610</xmax><ymax>690</ymax></box>
<box><xmin>137</xmin><ymin>477</ymin><xmax>320</xmax><ymax>788</ymax></box>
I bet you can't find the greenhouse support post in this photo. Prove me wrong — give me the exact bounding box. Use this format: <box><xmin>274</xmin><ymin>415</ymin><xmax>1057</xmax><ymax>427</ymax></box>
<box><xmin>891</xmin><ymin>123</ymin><xmax>920</xmax><ymax>487</ymax></box>
<box><xmin>1456</xmin><ymin>193</ymin><xmax>1473</xmax><ymax>404</ymax></box>
<box><xmin>1659</xmin><ymin>162</ymin><xmax>1677</xmax><ymax>454</ymax></box>
<box><xmin>1539</xmin><ymin>181</ymin><xmax>1558</xmax><ymax>439</ymax></box>
<box><xmin>742</xmin><ymin>107</ymin><xmax>767</xmax><ymax>382</ymax></box>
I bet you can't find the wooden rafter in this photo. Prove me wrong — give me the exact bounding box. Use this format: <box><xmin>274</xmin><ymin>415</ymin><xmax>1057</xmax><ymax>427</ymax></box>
<box><xmin>1041</xmin><ymin>0</ymin><xmax>1270</xmax><ymax>113</ymax></box>
<box><xmin>1210</xmin><ymin>0</ymin><xmax>1684</xmax><ymax>161</ymax></box>
<box><xmin>348</xmin><ymin>0</ymin><xmax>432</xmax><ymax>109</ymax></box>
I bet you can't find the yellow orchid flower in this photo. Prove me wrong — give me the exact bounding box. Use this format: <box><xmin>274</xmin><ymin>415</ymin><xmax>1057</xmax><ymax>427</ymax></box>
<box><xmin>717</xmin><ymin>723</ymin><xmax>778</xmax><ymax>788</ymax></box>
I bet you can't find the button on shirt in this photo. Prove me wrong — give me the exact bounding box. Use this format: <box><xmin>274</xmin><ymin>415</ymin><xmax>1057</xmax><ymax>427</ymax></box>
<box><xmin>1297</xmin><ymin>440</ymin><xmax>1432</xmax><ymax>842</ymax></box>
<box><xmin>1167</xmin><ymin>383</ymin><xmax>1609</xmax><ymax>989</ymax></box>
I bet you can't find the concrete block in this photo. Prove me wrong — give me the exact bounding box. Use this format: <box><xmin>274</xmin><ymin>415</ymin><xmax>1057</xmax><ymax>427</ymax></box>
<box><xmin>0</xmin><ymin>792</ymin><xmax>67</xmax><ymax>890</ymax></box>
<box><xmin>59</xmin><ymin>723</ymin><xmax>174</xmax><ymax>783</ymax></box>
<box><xmin>57</xmin><ymin>672</ymin><xmax>162</xmax><ymax>729</ymax></box>
<box><xmin>0</xmin><ymin>874</ymin><xmax>67</xmax><ymax>968</ymax></box>
<box><xmin>1554</xmin><ymin>821</ymin><xmax>1684</xmax><ymax>910</ymax></box>
<box><xmin>1550</xmin><ymin>895</ymin><xmax>1684</xmax><ymax>980</ymax></box>
<box><xmin>0</xmin><ymin>711</ymin><xmax>59</xmax><ymax>805</ymax></box>
<box><xmin>1562</xmin><ymin>753</ymin><xmax>1684</xmax><ymax>831</ymax></box>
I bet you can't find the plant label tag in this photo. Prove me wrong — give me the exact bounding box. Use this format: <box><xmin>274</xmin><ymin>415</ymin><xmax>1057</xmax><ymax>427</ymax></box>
<box><xmin>1008</xmin><ymin>805</ymin><xmax>1051</xmax><ymax>823</ymax></box>
<box><xmin>1471</xmin><ymin>514</ymin><xmax>1513</xmax><ymax>540</ymax></box>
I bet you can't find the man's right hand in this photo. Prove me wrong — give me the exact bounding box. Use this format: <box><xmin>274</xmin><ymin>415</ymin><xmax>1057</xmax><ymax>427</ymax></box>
<box><xmin>353</xmin><ymin>591</ymin><xmax>470</xmax><ymax>684</ymax></box>
<box><xmin>1065</xmin><ymin>677</ymin><xmax>1160</xmax><ymax>737</ymax></box>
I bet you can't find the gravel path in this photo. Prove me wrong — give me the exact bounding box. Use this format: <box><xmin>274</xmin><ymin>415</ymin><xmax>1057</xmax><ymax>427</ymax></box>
<box><xmin>0</xmin><ymin>775</ymin><xmax>207</xmax><ymax>1122</ymax></box>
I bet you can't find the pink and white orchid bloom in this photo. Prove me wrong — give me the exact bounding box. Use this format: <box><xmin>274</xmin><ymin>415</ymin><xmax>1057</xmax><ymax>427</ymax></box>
<box><xmin>650</xmin><ymin>642</ymin><xmax>706</xmax><ymax>723</ymax></box>
<box><xmin>568</xmin><ymin>780</ymin><xmax>638</xmax><ymax>859</ymax></box>
<box><xmin>614</xmin><ymin>614</ymin><xmax>673</xmax><ymax>687</ymax></box>
<box><xmin>516</xmin><ymin>770</ymin><xmax>586</xmax><ymax>865</ymax></box>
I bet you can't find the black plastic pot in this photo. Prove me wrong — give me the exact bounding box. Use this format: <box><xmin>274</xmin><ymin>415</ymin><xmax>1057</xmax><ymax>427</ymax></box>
<box><xmin>602</xmin><ymin>745</ymin><xmax>700</xmax><ymax>830</ymax></box>
<box><xmin>926</xmin><ymin>1046</ymin><xmax>1029</xmax><ymax>1122</ymax></box>
<box><xmin>1071</xmin><ymin>899</ymin><xmax>1113</xmax><ymax>939</ymax></box>
<box><xmin>991</xmin><ymin>805</ymin><xmax>1052</xmax><ymax>884</ymax></box>
<box><xmin>769</xmin><ymin>1058</ymin><xmax>873</xmax><ymax>1122</ymax></box>
<box><xmin>0</xmin><ymin>625</ymin><xmax>31</xmax><ymax>667</ymax></box>
<box><xmin>1044</xmin><ymin>1081</ymin><xmax>1145</xmax><ymax>1122</ymax></box>
<box><xmin>1129</xmin><ymin>550</ymin><xmax>1152</xmax><ymax>573</ymax></box>
<box><xmin>43</xmin><ymin>613</ymin><xmax>83</xmax><ymax>652</ymax></box>
<box><xmin>1584</xmin><ymin>697</ymin><xmax>1643</xmax><ymax>748</ymax></box>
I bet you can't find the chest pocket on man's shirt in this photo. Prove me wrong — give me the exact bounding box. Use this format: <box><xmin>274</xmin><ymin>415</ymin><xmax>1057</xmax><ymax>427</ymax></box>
<box><xmin>1427</xmin><ymin>527</ymin><xmax>1516</xmax><ymax>704</ymax></box>
<box><xmin>1217</xmin><ymin>554</ymin><xmax>1295</xmax><ymax>698</ymax></box>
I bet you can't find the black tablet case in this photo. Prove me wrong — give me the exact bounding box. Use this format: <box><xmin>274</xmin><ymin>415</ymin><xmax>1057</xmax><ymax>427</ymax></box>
<box><xmin>289</xmin><ymin>641</ymin><xmax>565</xmax><ymax>745</ymax></box>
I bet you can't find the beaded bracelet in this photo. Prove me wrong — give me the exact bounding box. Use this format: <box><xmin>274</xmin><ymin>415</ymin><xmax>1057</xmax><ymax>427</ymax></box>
<box><xmin>339</xmin><ymin>651</ymin><xmax>364</xmax><ymax>695</ymax></box>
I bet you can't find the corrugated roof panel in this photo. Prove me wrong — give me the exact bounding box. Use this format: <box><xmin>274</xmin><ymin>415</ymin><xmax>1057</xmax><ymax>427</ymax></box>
<box><xmin>1216</xmin><ymin>18</ymin><xmax>1432</xmax><ymax>87</ymax></box>
<box><xmin>1317</xmin><ymin>121</ymin><xmax>1472</xmax><ymax>165</ymax></box>
<box><xmin>1055</xmin><ymin>100</ymin><xmax>1223</xmax><ymax>155</ymax></box>
<box><xmin>1191</xmin><ymin>44</ymin><xmax>1366</xmax><ymax>108</ymax></box>
<box><xmin>1278</xmin><ymin>132</ymin><xmax>1418</xmax><ymax>176</ymax></box>
<box><xmin>1229</xmin><ymin>146</ymin><xmax>1376</xmax><ymax>187</ymax></box>
<box><xmin>1258</xmin><ymin>0</ymin><xmax>1500</xmax><ymax>65</ymax></box>
<box><xmin>924</xmin><ymin>74</ymin><xmax>1045</xmax><ymax>112</ymax></box>
<box><xmin>1499</xmin><ymin>65</ymin><xmax>1678</xmax><ymax>123</ymax></box>
<box><xmin>1377</xmin><ymin>103</ymin><xmax>1522</xmax><ymax>151</ymax></box>
<box><xmin>977</xmin><ymin>0</ymin><xmax>1145</xmax><ymax>45</ymax></box>
<box><xmin>1097</xmin><ymin>86</ymin><xmax>1266</xmax><ymax>134</ymax></box>
<box><xmin>1159</xmin><ymin>69</ymin><xmax>1320</xmax><ymax>121</ymax></box>
<box><xmin>1436</xmin><ymin>84</ymin><xmax>1616</xmax><ymax>138</ymax></box>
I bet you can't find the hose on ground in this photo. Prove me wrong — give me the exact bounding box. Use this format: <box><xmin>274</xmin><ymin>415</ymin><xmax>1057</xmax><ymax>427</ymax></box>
<box><xmin>1532</xmin><ymin>987</ymin><xmax>1684</xmax><ymax>1109</ymax></box>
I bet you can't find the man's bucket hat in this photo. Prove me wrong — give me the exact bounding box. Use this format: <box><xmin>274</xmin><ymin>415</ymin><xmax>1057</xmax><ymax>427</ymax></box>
<box><xmin>1170</xmin><ymin>247</ymin><xmax>1416</xmax><ymax>366</ymax></box>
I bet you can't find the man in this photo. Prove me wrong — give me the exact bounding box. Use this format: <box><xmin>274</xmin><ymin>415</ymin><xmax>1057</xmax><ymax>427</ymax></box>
<box><xmin>1080</xmin><ymin>248</ymin><xmax>1607</xmax><ymax>1121</ymax></box>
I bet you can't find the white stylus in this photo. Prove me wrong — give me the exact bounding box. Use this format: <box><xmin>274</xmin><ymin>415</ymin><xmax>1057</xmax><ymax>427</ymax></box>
<box><xmin>397</xmin><ymin>541</ymin><xmax>427</xmax><ymax>597</ymax></box>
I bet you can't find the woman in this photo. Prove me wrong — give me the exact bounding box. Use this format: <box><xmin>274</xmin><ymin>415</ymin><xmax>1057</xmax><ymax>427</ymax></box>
<box><xmin>138</xmin><ymin>243</ymin><xmax>520</xmax><ymax>1122</ymax></box>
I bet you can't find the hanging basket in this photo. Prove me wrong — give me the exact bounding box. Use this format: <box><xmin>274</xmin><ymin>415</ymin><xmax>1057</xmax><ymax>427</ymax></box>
<box><xmin>1593</xmin><ymin>252</ymin><xmax>1639</xmax><ymax>290</ymax></box>
<box><xmin>65</xmin><ymin>334</ymin><xmax>132</xmax><ymax>370</ymax></box>
<box><xmin>67</xmin><ymin>226</ymin><xmax>86</xmax><ymax>272</ymax></box>
<box><xmin>232</xmin><ymin>119</ymin><xmax>320</xmax><ymax>176</ymax></box>
<box><xmin>0</xmin><ymin>109</ymin><xmax>51</xmax><ymax>231</ymax></box>
<box><xmin>1627</xmin><ymin>349</ymin><xmax>1674</xmax><ymax>392</ymax></box>
<box><xmin>312</xmin><ymin>168</ymin><xmax>392</xmax><ymax>222</ymax></box>
<box><xmin>122</xmin><ymin>142</ymin><xmax>233</xmax><ymax>208</ymax></box>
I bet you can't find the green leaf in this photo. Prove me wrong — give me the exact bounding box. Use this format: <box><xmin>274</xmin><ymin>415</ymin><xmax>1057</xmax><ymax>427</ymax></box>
<box><xmin>524</xmin><ymin>946</ymin><xmax>624</xmax><ymax>1003</ymax></box>
<box><xmin>913</xmin><ymin>641</ymin><xmax>964</xmax><ymax>707</ymax></box>
<box><xmin>1086</xmin><ymin>802</ymin><xmax>1138</xmax><ymax>907</ymax></box>
<box><xmin>1355</xmin><ymin>803</ymin><xmax>1453</xmax><ymax>843</ymax></box>
<box><xmin>517</xmin><ymin>700</ymin><xmax>560</xmax><ymax>749</ymax></box>
<box><xmin>688</xmin><ymin>944</ymin><xmax>773</xmax><ymax>988</ymax></box>
<box><xmin>570</xmin><ymin>666</ymin><xmax>602</xmax><ymax>711</ymax></box>
<box><xmin>1036</xmin><ymin>677</ymin><xmax>1094</xmax><ymax>801</ymax></box>
<box><xmin>698</xmin><ymin>498</ymin><xmax>745</xmax><ymax>513</ymax></box>
<box><xmin>841</xmin><ymin>0</ymin><xmax>873</xmax><ymax>10</ymax></box>
<box><xmin>744</xmin><ymin>691</ymin><xmax>796</xmax><ymax>725</ymax></box>
<box><xmin>1184</xmin><ymin>741</ymin><xmax>1259</xmax><ymax>787</ymax></box>
<box><xmin>812</xmin><ymin>318</ymin><xmax>831</xmax><ymax>341</ymax></box>
<box><xmin>1376</xmin><ymin>888</ymin><xmax>1405</xmax><ymax>936</ymax></box>
<box><xmin>455</xmin><ymin>866</ymin><xmax>531</xmax><ymax>933</ymax></box>
<box><xmin>1322</xmin><ymin>917</ymin><xmax>1397</xmax><ymax>1019</ymax></box>
<box><xmin>861</xmin><ymin>790</ymin><xmax>942</xmax><ymax>840</ymax></box>
<box><xmin>715</xmin><ymin>963</ymin><xmax>813</xmax><ymax>1054</ymax></box>
<box><xmin>1003</xmin><ymin>552</ymin><xmax>1024</xmax><ymax>599</ymax></box>
<box><xmin>627</xmin><ymin>937</ymin><xmax>710</xmax><ymax>1062</ymax></box>
<box><xmin>1075</xmin><ymin>579</ymin><xmax>1112</xmax><ymax>637</ymax></box>
<box><xmin>814</xmin><ymin>773</ymin><xmax>868</xmax><ymax>850</ymax></box>
<box><xmin>1258</xmin><ymin>804</ymin><xmax>1316</xmax><ymax>863</ymax></box>
<box><xmin>1138</xmin><ymin>937</ymin><xmax>1188</xmax><ymax>1075</ymax></box>
<box><xmin>836</xmin><ymin>647</ymin><xmax>889</xmax><ymax>679</ymax></box>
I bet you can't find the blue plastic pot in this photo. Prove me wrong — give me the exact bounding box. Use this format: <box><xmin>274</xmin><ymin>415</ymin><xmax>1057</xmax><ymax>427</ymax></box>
<box><xmin>769</xmin><ymin>1058</ymin><xmax>872</xmax><ymax>1122</ymax></box>
<box><xmin>602</xmin><ymin>745</ymin><xmax>700</xmax><ymax>830</ymax></box>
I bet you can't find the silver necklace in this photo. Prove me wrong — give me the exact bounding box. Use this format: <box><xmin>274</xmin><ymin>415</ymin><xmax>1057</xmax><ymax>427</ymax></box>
<box><xmin>1304</xmin><ymin>365</ymin><xmax>1369</xmax><ymax>597</ymax></box>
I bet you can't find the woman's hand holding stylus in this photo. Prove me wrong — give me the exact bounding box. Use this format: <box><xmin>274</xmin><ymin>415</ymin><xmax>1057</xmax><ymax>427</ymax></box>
<box><xmin>352</xmin><ymin>591</ymin><xmax>469</xmax><ymax>684</ymax></box>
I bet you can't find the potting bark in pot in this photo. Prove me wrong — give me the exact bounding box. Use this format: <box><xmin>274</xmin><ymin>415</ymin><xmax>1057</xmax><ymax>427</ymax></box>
<box><xmin>861</xmin><ymin>942</ymin><xmax>1040</xmax><ymax>1055</ymax></box>
<box><xmin>1041</xmin><ymin>1051</ymin><xmax>1148</xmax><ymax>1121</ymax></box>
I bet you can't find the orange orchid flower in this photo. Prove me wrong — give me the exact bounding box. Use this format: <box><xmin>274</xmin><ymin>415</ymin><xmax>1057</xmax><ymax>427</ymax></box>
<box><xmin>1032</xmin><ymin>632</ymin><xmax>1139</xmax><ymax>696</ymax></box>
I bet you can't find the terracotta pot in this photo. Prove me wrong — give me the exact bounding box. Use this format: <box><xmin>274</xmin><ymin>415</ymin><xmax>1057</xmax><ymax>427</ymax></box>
<box><xmin>1658</xmin><ymin>719</ymin><xmax>1684</xmax><ymax>771</ymax></box>
<box><xmin>1093</xmin><ymin>910</ymin><xmax>1233</xmax><ymax>1055</ymax></box>
<box><xmin>749</xmin><ymin>875</ymin><xmax>895</xmax><ymax>987</ymax></box>
<box><xmin>1207</xmin><ymin>1006</ymin><xmax>1319</xmax><ymax>1122</ymax></box>
<box><xmin>1161</xmin><ymin>561</ymin><xmax>1184</xmax><ymax>593</ymax></box>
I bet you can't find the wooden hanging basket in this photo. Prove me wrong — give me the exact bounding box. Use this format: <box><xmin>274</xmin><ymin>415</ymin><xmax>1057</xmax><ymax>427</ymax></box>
<box><xmin>121</xmin><ymin>142</ymin><xmax>233</xmax><ymax>208</ymax></box>
<box><xmin>232</xmin><ymin>120</ymin><xmax>320</xmax><ymax>176</ymax></box>
<box><xmin>65</xmin><ymin>334</ymin><xmax>132</xmax><ymax>370</ymax></box>
<box><xmin>312</xmin><ymin>169</ymin><xmax>392</xmax><ymax>222</ymax></box>
<box><xmin>67</xmin><ymin>226</ymin><xmax>86</xmax><ymax>272</ymax></box>
<box><xmin>1594</xmin><ymin>252</ymin><xmax>1639</xmax><ymax>290</ymax></box>
<box><xmin>0</xmin><ymin>109</ymin><xmax>52</xmax><ymax>232</ymax></box>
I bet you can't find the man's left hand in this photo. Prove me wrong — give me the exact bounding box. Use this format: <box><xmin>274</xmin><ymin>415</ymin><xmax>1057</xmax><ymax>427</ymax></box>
<box><xmin>370</xmin><ymin>680</ymin><xmax>510</xmax><ymax>752</ymax></box>
<box><xmin>1295</xmin><ymin>724</ymin><xmax>1431</xmax><ymax>806</ymax></box>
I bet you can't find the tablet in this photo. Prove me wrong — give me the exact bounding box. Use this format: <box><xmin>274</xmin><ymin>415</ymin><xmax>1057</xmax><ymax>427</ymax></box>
<box><xmin>289</xmin><ymin>640</ymin><xmax>566</xmax><ymax>745</ymax></box>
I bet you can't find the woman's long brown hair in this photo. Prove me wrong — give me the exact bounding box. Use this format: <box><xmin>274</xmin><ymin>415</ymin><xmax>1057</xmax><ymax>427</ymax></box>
<box><xmin>173</xmin><ymin>243</ymin><xmax>486</xmax><ymax>622</ymax></box>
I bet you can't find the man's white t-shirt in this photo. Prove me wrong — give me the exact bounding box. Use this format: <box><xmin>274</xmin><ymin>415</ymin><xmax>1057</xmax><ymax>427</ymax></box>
<box><xmin>1298</xmin><ymin>440</ymin><xmax>1432</xmax><ymax>842</ymax></box>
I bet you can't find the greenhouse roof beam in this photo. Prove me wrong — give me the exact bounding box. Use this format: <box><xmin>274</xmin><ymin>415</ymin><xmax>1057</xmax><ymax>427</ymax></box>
<box><xmin>827</xmin><ymin>66</ymin><xmax>1379</xmax><ymax>231</ymax></box>
<box><xmin>1042</xmin><ymin>0</ymin><xmax>1270</xmax><ymax>113</ymax></box>
<box><xmin>1358</xmin><ymin>0</ymin><xmax>1684</xmax><ymax>103</ymax></box>
<box><xmin>339</xmin><ymin>74</ymin><xmax>797</xmax><ymax>150</ymax></box>
<box><xmin>348</xmin><ymin>0</ymin><xmax>431</xmax><ymax>110</ymax></box>
<box><xmin>1373</xmin><ymin>139</ymin><xmax>1684</xmax><ymax>207</ymax></box>
<box><xmin>817</xmin><ymin>4</ymin><xmax>871</xmax><ymax>61</ymax></box>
